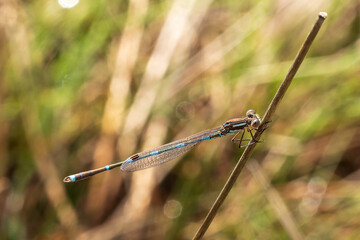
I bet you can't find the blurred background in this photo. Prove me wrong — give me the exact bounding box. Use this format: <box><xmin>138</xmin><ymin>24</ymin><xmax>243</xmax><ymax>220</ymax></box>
<box><xmin>0</xmin><ymin>0</ymin><xmax>359</xmax><ymax>239</ymax></box>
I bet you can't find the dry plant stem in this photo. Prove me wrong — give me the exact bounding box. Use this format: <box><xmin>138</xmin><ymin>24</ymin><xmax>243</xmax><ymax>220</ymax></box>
<box><xmin>192</xmin><ymin>12</ymin><xmax>327</xmax><ymax>240</ymax></box>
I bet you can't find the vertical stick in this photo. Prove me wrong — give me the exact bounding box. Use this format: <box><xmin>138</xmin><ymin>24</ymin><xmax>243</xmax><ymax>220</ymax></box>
<box><xmin>192</xmin><ymin>12</ymin><xmax>327</xmax><ymax>240</ymax></box>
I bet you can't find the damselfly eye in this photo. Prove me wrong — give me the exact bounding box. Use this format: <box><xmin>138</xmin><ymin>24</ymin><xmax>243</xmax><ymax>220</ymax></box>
<box><xmin>251</xmin><ymin>119</ymin><xmax>260</xmax><ymax>129</ymax></box>
<box><xmin>246</xmin><ymin>109</ymin><xmax>256</xmax><ymax>118</ymax></box>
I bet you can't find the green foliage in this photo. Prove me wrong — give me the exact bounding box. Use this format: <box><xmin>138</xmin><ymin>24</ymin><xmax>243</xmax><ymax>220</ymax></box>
<box><xmin>1</xmin><ymin>0</ymin><xmax>359</xmax><ymax>239</ymax></box>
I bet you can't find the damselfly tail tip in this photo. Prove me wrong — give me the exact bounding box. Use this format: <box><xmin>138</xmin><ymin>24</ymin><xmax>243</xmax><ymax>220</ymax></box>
<box><xmin>63</xmin><ymin>176</ymin><xmax>73</xmax><ymax>183</ymax></box>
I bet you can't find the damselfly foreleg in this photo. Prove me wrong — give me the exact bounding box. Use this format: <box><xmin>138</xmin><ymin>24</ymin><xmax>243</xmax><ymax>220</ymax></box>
<box><xmin>231</xmin><ymin>129</ymin><xmax>252</xmax><ymax>148</ymax></box>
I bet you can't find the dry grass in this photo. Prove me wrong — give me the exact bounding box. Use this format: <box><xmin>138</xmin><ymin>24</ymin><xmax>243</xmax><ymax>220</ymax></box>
<box><xmin>0</xmin><ymin>0</ymin><xmax>359</xmax><ymax>239</ymax></box>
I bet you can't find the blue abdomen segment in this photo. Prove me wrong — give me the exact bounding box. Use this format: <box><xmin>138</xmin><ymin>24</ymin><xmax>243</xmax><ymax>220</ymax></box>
<box><xmin>69</xmin><ymin>175</ymin><xmax>76</xmax><ymax>182</ymax></box>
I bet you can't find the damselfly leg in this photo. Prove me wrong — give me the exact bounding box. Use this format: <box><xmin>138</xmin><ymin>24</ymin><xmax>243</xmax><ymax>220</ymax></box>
<box><xmin>254</xmin><ymin>120</ymin><xmax>272</xmax><ymax>134</ymax></box>
<box><xmin>232</xmin><ymin>125</ymin><xmax>266</xmax><ymax>148</ymax></box>
<box><xmin>241</xmin><ymin>128</ymin><xmax>262</xmax><ymax>148</ymax></box>
<box><xmin>231</xmin><ymin>129</ymin><xmax>252</xmax><ymax>148</ymax></box>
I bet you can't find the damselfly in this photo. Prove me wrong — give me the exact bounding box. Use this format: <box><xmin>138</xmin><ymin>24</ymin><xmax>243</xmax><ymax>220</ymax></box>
<box><xmin>63</xmin><ymin>109</ymin><xmax>262</xmax><ymax>183</ymax></box>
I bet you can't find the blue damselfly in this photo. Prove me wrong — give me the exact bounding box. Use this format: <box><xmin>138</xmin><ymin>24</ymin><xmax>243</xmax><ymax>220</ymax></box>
<box><xmin>63</xmin><ymin>110</ymin><xmax>261</xmax><ymax>183</ymax></box>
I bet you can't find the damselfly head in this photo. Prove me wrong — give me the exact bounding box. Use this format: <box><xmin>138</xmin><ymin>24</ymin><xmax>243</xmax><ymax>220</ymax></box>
<box><xmin>246</xmin><ymin>109</ymin><xmax>256</xmax><ymax>118</ymax></box>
